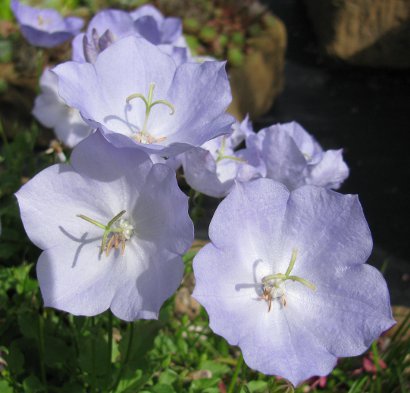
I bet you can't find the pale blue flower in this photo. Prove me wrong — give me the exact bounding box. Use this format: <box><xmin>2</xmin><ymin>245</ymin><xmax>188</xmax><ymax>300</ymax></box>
<box><xmin>11</xmin><ymin>0</ymin><xmax>83</xmax><ymax>48</ymax></box>
<box><xmin>16</xmin><ymin>131</ymin><xmax>193</xmax><ymax>321</ymax></box>
<box><xmin>193</xmin><ymin>179</ymin><xmax>394</xmax><ymax>386</ymax></box>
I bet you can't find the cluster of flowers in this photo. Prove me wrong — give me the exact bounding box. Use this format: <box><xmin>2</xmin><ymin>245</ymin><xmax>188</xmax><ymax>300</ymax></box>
<box><xmin>12</xmin><ymin>1</ymin><xmax>394</xmax><ymax>387</ymax></box>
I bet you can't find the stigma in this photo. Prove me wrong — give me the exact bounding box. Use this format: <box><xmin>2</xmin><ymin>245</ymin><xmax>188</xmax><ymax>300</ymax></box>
<box><xmin>77</xmin><ymin>210</ymin><xmax>134</xmax><ymax>257</ymax></box>
<box><xmin>259</xmin><ymin>248</ymin><xmax>316</xmax><ymax>312</ymax></box>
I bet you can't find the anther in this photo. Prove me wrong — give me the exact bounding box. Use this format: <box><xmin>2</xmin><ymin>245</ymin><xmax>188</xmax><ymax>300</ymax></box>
<box><xmin>77</xmin><ymin>210</ymin><xmax>134</xmax><ymax>257</ymax></box>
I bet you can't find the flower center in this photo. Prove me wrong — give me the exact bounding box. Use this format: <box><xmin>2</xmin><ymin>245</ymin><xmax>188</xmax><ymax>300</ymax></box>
<box><xmin>77</xmin><ymin>210</ymin><xmax>134</xmax><ymax>257</ymax></box>
<box><xmin>260</xmin><ymin>248</ymin><xmax>316</xmax><ymax>312</ymax></box>
<box><xmin>215</xmin><ymin>137</ymin><xmax>246</xmax><ymax>164</ymax></box>
<box><xmin>126</xmin><ymin>82</ymin><xmax>174</xmax><ymax>144</ymax></box>
<box><xmin>37</xmin><ymin>15</ymin><xmax>45</xmax><ymax>26</ymax></box>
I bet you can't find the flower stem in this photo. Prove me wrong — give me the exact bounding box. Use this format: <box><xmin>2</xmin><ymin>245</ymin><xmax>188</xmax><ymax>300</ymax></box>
<box><xmin>38</xmin><ymin>311</ymin><xmax>48</xmax><ymax>392</ymax></box>
<box><xmin>107</xmin><ymin>312</ymin><xmax>113</xmax><ymax>382</ymax></box>
<box><xmin>111</xmin><ymin>322</ymin><xmax>134</xmax><ymax>392</ymax></box>
<box><xmin>227</xmin><ymin>353</ymin><xmax>244</xmax><ymax>393</ymax></box>
<box><xmin>91</xmin><ymin>317</ymin><xmax>96</xmax><ymax>392</ymax></box>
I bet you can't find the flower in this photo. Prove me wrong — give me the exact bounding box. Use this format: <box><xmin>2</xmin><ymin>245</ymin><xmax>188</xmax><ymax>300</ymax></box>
<box><xmin>11</xmin><ymin>0</ymin><xmax>83</xmax><ymax>48</ymax></box>
<box><xmin>246</xmin><ymin>122</ymin><xmax>349</xmax><ymax>190</ymax></box>
<box><xmin>32</xmin><ymin>67</ymin><xmax>92</xmax><ymax>148</ymax></box>
<box><xmin>71</xmin><ymin>8</ymin><xmax>189</xmax><ymax>65</ymax></box>
<box><xmin>71</xmin><ymin>9</ymin><xmax>136</xmax><ymax>63</ymax></box>
<box><xmin>183</xmin><ymin>117</ymin><xmax>265</xmax><ymax>198</ymax></box>
<box><xmin>193</xmin><ymin>179</ymin><xmax>395</xmax><ymax>386</ymax></box>
<box><xmin>16</xmin><ymin>131</ymin><xmax>193</xmax><ymax>321</ymax></box>
<box><xmin>54</xmin><ymin>36</ymin><xmax>233</xmax><ymax>157</ymax></box>
<box><xmin>130</xmin><ymin>4</ymin><xmax>184</xmax><ymax>46</ymax></box>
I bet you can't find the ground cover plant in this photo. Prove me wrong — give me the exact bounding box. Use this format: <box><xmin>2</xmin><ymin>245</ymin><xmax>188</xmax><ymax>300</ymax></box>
<box><xmin>0</xmin><ymin>1</ymin><xmax>409</xmax><ymax>393</ymax></box>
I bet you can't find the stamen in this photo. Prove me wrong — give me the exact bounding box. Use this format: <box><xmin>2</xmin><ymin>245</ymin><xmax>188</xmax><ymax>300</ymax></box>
<box><xmin>260</xmin><ymin>248</ymin><xmax>316</xmax><ymax>312</ymax></box>
<box><xmin>77</xmin><ymin>210</ymin><xmax>134</xmax><ymax>257</ymax></box>
<box><xmin>126</xmin><ymin>83</ymin><xmax>174</xmax><ymax>144</ymax></box>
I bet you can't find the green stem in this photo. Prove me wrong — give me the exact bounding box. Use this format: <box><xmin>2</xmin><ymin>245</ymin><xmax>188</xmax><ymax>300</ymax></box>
<box><xmin>38</xmin><ymin>312</ymin><xmax>48</xmax><ymax>392</ymax></box>
<box><xmin>227</xmin><ymin>353</ymin><xmax>244</xmax><ymax>393</ymax></box>
<box><xmin>91</xmin><ymin>317</ymin><xmax>96</xmax><ymax>392</ymax></box>
<box><xmin>111</xmin><ymin>322</ymin><xmax>135</xmax><ymax>392</ymax></box>
<box><xmin>107</xmin><ymin>312</ymin><xmax>113</xmax><ymax>381</ymax></box>
<box><xmin>0</xmin><ymin>118</ymin><xmax>8</xmax><ymax>146</ymax></box>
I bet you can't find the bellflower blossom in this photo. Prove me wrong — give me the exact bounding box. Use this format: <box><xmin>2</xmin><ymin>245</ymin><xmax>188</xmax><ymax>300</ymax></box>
<box><xmin>54</xmin><ymin>36</ymin><xmax>233</xmax><ymax>157</ymax></box>
<box><xmin>130</xmin><ymin>4</ymin><xmax>185</xmax><ymax>47</ymax></box>
<box><xmin>71</xmin><ymin>8</ymin><xmax>188</xmax><ymax>65</ymax></box>
<box><xmin>193</xmin><ymin>179</ymin><xmax>395</xmax><ymax>386</ymax></box>
<box><xmin>11</xmin><ymin>0</ymin><xmax>83</xmax><ymax>48</ymax></box>
<box><xmin>183</xmin><ymin>117</ymin><xmax>265</xmax><ymax>198</ymax></box>
<box><xmin>246</xmin><ymin>122</ymin><xmax>349</xmax><ymax>190</ymax></box>
<box><xmin>16</xmin><ymin>131</ymin><xmax>193</xmax><ymax>321</ymax></box>
<box><xmin>33</xmin><ymin>68</ymin><xmax>92</xmax><ymax>148</ymax></box>
<box><xmin>71</xmin><ymin>9</ymin><xmax>136</xmax><ymax>63</ymax></box>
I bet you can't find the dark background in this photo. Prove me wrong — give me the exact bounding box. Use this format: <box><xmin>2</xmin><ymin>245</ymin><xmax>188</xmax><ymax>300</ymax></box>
<box><xmin>257</xmin><ymin>0</ymin><xmax>410</xmax><ymax>305</ymax></box>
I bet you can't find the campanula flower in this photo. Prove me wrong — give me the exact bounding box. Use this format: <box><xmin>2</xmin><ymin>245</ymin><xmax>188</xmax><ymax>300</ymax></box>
<box><xmin>11</xmin><ymin>0</ymin><xmax>83</xmax><ymax>48</ymax></box>
<box><xmin>71</xmin><ymin>8</ymin><xmax>188</xmax><ymax>64</ymax></box>
<box><xmin>54</xmin><ymin>36</ymin><xmax>233</xmax><ymax>157</ymax></box>
<box><xmin>32</xmin><ymin>67</ymin><xmax>92</xmax><ymax>148</ymax></box>
<box><xmin>183</xmin><ymin>117</ymin><xmax>265</xmax><ymax>198</ymax></box>
<box><xmin>16</xmin><ymin>131</ymin><xmax>193</xmax><ymax>321</ymax></box>
<box><xmin>130</xmin><ymin>4</ymin><xmax>184</xmax><ymax>47</ymax></box>
<box><xmin>246</xmin><ymin>122</ymin><xmax>349</xmax><ymax>190</ymax></box>
<box><xmin>71</xmin><ymin>9</ymin><xmax>136</xmax><ymax>63</ymax></box>
<box><xmin>193</xmin><ymin>179</ymin><xmax>395</xmax><ymax>386</ymax></box>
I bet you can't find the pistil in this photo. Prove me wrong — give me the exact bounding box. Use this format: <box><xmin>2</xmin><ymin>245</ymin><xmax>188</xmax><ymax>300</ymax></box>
<box><xmin>126</xmin><ymin>82</ymin><xmax>174</xmax><ymax>144</ymax></box>
<box><xmin>260</xmin><ymin>249</ymin><xmax>316</xmax><ymax>312</ymax></box>
<box><xmin>77</xmin><ymin>210</ymin><xmax>134</xmax><ymax>256</ymax></box>
<box><xmin>215</xmin><ymin>137</ymin><xmax>246</xmax><ymax>163</ymax></box>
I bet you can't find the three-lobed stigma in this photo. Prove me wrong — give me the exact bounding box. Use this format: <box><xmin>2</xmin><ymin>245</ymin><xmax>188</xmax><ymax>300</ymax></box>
<box><xmin>126</xmin><ymin>82</ymin><xmax>174</xmax><ymax>144</ymax></box>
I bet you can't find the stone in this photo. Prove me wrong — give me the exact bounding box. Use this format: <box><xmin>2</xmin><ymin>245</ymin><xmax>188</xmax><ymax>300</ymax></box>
<box><xmin>304</xmin><ymin>0</ymin><xmax>410</xmax><ymax>68</ymax></box>
<box><xmin>228</xmin><ymin>16</ymin><xmax>287</xmax><ymax>120</ymax></box>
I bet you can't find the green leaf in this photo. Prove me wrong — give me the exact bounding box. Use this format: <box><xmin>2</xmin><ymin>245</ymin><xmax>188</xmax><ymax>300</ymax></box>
<box><xmin>150</xmin><ymin>384</ymin><xmax>177</xmax><ymax>393</ymax></box>
<box><xmin>115</xmin><ymin>369</ymin><xmax>145</xmax><ymax>393</ymax></box>
<box><xmin>22</xmin><ymin>375</ymin><xmax>45</xmax><ymax>393</ymax></box>
<box><xmin>43</xmin><ymin>337</ymin><xmax>74</xmax><ymax>367</ymax></box>
<box><xmin>158</xmin><ymin>369</ymin><xmax>178</xmax><ymax>385</ymax></box>
<box><xmin>198</xmin><ymin>360</ymin><xmax>230</xmax><ymax>377</ymax></box>
<box><xmin>120</xmin><ymin>320</ymin><xmax>161</xmax><ymax>372</ymax></box>
<box><xmin>0</xmin><ymin>380</ymin><xmax>13</xmax><ymax>393</ymax></box>
<box><xmin>190</xmin><ymin>377</ymin><xmax>220</xmax><ymax>391</ymax></box>
<box><xmin>7</xmin><ymin>341</ymin><xmax>25</xmax><ymax>375</ymax></box>
<box><xmin>246</xmin><ymin>380</ymin><xmax>268</xmax><ymax>392</ymax></box>
<box><xmin>18</xmin><ymin>313</ymin><xmax>38</xmax><ymax>340</ymax></box>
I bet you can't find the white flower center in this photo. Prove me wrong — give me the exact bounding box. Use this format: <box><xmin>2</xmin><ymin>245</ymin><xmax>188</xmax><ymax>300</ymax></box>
<box><xmin>77</xmin><ymin>210</ymin><xmax>134</xmax><ymax>257</ymax></box>
<box><xmin>126</xmin><ymin>82</ymin><xmax>174</xmax><ymax>145</ymax></box>
<box><xmin>115</xmin><ymin>218</ymin><xmax>134</xmax><ymax>240</ymax></box>
<box><xmin>259</xmin><ymin>248</ymin><xmax>316</xmax><ymax>312</ymax></box>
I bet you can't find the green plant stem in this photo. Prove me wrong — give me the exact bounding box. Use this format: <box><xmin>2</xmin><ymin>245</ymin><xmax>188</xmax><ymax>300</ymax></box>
<box><xmin>38</xmin><ymin>312</ymin><xmax>48</xmax><ymax>392</ymax></box>
<box><xmin>227</xmin><ymin>353</ymin><xmax>244</xmax><ymax>393</ymax></box>
<box><xmin>0</xmin><ymin>118</ymin><xmax>8</xmax><ymax>146</ymax></box>
<box><xmin>111</xmin><ymin>322</ymin><xmax>135</xmax><ymax>392</ymax></box>
<box><xmin>91</xmin><ymin>317</ymin><xmax>96</xmax><ymax>392</ymax></box>
<box><xmin>107</xmin><ymin>312</ymin><xmax>113</xmax><ymax>380</ymax></box>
